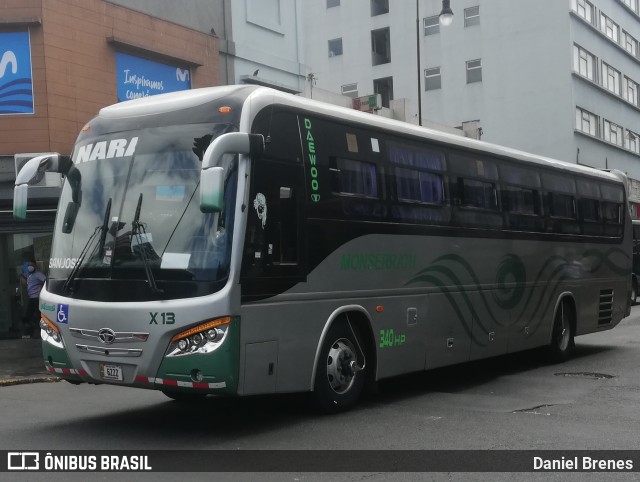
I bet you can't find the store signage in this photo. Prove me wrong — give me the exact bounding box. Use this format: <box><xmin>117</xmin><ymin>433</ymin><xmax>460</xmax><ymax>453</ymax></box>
<box><xmin>352</xmin><ymin>94</ymin><xmax>382</xmax><ymax>113</ymax></box>
<box><xmin>0</xmin><ymin>31</ymin><xmax>34</xmax><ymax>115</ymax></box>
<box><xmin>116</xmin><ymin>52</ymin><xmax>191</xmax><ymax>102</ymax></box>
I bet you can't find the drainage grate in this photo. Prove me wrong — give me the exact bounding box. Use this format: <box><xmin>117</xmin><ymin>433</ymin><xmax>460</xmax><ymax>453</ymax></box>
<box><xmin>554</xmin><ymin>372</ymin><xmax>615</xmax><ymax>380</ymax></box>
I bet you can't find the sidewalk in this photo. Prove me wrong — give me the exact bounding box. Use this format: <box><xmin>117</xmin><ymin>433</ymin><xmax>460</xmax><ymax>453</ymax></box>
<box><xmin>0</xmin><ymin>338</ymin><xmax>60</xmax><ymax>387</ymax></box>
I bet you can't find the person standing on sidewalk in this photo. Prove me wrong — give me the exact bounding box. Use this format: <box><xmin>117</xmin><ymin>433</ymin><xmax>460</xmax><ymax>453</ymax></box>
<box><xmin>21</xmin><ymin>259</ymin><xmax>46</xmax><ymax>339</ymax></box>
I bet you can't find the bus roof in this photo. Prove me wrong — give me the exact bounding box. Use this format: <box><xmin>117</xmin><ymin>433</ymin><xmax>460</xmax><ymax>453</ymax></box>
<box><xmin>99</xmin><ymin>85</ymin><xmax>623</xmax><ymax>185</ymax></box>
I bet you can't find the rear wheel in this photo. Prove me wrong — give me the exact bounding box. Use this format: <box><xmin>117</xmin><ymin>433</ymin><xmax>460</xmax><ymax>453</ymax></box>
<box><xmin>548</xmin><ymin>300</ymin><xmax>575</xmax><ymax>362</ymax></box>
<box><xmin>313</xmin><ymin>321</ymin><xmax>366</xmax><ymax>413</ymax></box>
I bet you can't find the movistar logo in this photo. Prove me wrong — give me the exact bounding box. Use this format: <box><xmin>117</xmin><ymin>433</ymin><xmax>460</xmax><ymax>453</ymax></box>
<box><xmin>304</xmin><ymin>118</ymin><xmax>320</xmax><ymax>203</ymax></box>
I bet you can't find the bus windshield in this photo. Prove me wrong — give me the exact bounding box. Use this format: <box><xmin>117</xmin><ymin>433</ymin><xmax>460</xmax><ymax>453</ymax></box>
<box><xmin>48</xmin><ymin>123</ymin><xmax>238</xmax><ymax>301</ymax></box>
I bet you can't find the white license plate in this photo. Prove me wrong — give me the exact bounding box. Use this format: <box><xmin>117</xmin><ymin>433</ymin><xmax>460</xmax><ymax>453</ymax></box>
<box><xmin>99</xmin><ymin>363</ymin><xmax>123</xmax><ymax>381</ymax></box>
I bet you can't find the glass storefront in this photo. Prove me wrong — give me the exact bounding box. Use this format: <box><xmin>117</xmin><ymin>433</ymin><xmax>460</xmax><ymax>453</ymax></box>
<box><xmin>0</xmin><ymin>232</ymin><xmax>52</xmax><ymax>337</ymax></box>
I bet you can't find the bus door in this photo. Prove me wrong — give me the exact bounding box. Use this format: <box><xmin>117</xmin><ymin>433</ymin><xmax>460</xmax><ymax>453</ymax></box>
<box><xmin>241</xmin><ymin>157</ymin><xmax>306</xmax><ymax>297</ymax></box>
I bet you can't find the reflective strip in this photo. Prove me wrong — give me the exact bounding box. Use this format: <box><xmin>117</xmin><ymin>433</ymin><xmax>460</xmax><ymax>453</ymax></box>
<box><xmin>134</xmin><ymin>374</ymin><xmax>225</xmax><ymax>389</ymax></box>
<box><xmin>46</xmin><ymin>366</ymin><xmax>87</xmax><ymax>376</ymax></box>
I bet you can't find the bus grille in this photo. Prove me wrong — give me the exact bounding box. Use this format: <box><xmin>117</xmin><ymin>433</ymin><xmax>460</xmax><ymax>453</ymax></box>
<box><xmin>598</xmin><ymin>289</ymin><xmax>614</xmax><ymax>325</ymax></box>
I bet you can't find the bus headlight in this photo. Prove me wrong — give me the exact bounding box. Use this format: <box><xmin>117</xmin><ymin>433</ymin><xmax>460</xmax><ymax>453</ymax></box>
<box><xmin>40</xmin><ymin>314</ymin><xmax>65</xmax><ymax>349</ymax></box>
<box><xmin>165</xmin><ymin>317</ymin><xmax>231</xmax><ymax>357</ymax></box>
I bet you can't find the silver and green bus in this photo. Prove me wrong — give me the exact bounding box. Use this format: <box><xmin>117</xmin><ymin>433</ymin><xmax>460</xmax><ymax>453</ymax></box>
<box><xmin>14</xmin><ymin>85</ymin><xmax>631</xmax><ymax>412</ymax></box>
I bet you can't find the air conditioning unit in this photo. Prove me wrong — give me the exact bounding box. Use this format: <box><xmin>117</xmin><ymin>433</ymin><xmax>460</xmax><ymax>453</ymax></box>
<box><xmin>14</xmin><ymin>153</ymin><xmax>62</xmax><ymax>188</ymax></box>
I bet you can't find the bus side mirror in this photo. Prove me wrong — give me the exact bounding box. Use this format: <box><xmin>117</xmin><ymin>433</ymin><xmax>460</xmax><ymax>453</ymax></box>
<box><xmin>200</xmin><ymin>167</ymin><xmax>225</xmax><ymax>213</ymax></box>
<box><xmin>13</xmin><ymin>184</ymin><xmax>28</xmax><ymax>221</ymax></box>
<box><xmin>200</xmin><ymin>133</ymin><xmax>264</xmax><ymax>213</ymax></box>
<box><xmin>13</xmin><ymin>153</ymin><xmax>72</xmax><ymax>221</ymax></box>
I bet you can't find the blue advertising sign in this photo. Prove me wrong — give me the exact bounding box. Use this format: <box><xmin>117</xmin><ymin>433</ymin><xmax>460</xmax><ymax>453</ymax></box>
<box><xmin>0</xmin><ymin>31</ymin><xmax>34</xmax><ymax>115</ymax></box>
<box><xmin>116</xmin><ymin>52</ymin><xmax>191</xmax><ymax>102</ymax></box>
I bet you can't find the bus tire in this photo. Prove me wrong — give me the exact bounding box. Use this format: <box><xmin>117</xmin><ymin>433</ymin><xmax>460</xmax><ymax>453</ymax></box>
<box><xmin>548</xmin><ymin>300</ymin><xmax>575</xmax><ymax>362</ymax></box>
<box><xmin>631</xmin><ymin>278</ymin><xmax>637</xmax><ymax>306</ymax></box>
<box><xmin>162</xmin><ymin>390</ymin><xmax>207</xmax><ymax>402</ymax></box>
<box><xmin>313</xmin><ymin>321</ymin><xmax>366</xmax><ymax>413</ymax></box>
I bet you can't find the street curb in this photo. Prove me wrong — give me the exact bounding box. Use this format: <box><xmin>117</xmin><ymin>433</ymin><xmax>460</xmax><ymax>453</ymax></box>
<box><xmin>0</xmin><ymin>377</ymin><xmax>61</xmax><ymax>387</ymax></box>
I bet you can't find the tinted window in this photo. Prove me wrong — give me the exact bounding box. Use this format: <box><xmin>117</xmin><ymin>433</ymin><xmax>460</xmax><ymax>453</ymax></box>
<box><xmin>396</xmin><ymin>167</ymin><xmax>443</xmax><ymax>204</ymax></box>
<box><xmin>581</xmin><ymin>199</ymin><xmax>600</xmax><ymax>222</ymax></box>
<box><xmin>602</xmin><ymin>202</ymin><xmax>621</xmax><ymax>224</ymax></box>
<box><xmin>331</xmin><ymin>157</ymin><xmax>379</xmax><ymax>197</ymax></box>
<box><xmin>549</xmin><ymin>193</ymin><xmax>575</xmax><ymax>219</ymax></box>
<box><xmin>459</xmin><ymin>178</ymin><xmax>497</xmax><ymax>210</ymax></box>
<box><xmin>503</xmin><ymin>185</ymin><xmax>537</xmax><ymax>215</ymax></box>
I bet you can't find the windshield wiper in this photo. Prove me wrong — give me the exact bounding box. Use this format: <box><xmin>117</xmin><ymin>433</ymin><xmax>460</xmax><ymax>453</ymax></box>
<box><xmin>131</xmin><ymin>193</ymin><xmax>163</xmax><ymax>294</ymax></box>
<box><xmin>62</xmin><ymin>198</ymin><xmax>112</xmax><ymax>293</ymax></box>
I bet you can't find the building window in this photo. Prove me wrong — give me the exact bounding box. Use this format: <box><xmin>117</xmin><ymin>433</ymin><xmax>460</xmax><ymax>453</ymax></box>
<box><xmin>573</xmin><ymin>0</ymin><xmax>594</xmax><ymax>25</ymax></box>
<box><xmin>464</xmin><ymin>6</ymin><xmax>480</xmax><ymax>27</ymax></box>
<box><xmin>623</xmin><ymin>31</ymin><xmax>638</xmax><ymax>56</ymax></box>
<box><xmin>576</xmin><ymin>107</ymin><xmax>598</xmax><ymax>136</ymax></box>
<box><xmin>623</xmin><ymin>0</ymin><xmax>638</xmax><ymax>14</ymax></box>
<box><xmin>371</xmin><ymin>0</ymin><xmax>389</xmax><ymax>16</ymax></box>
<box><xmin>328</xmin><ymin>38</ymin><xmax>343</xmax><ymax>57</ymax></box>
<box><xmin>573</xmin><ymin>45</ymin><xmax>596</xmax><ymax>81</ymax></box>
<box><xmin>624</xmin><ymin>76</ymin><xmax>639</xmax><ymax>106</ymax></box>
<box><xmin>602</xmin><ymin>62</ymin><xmax>621</xmax><ymax>95</ymax></box>
<box><xmin>341</xmin><ymin>83</ymin><xmax>358</xmax><ymax>98</ymax></box>
<box><xmin>327</xmin><ymin>0</ymin><xmax>340</xmax><ymax>8</ymax></box>
<box><xmin>626</xmin><ymin>129</ymin><xmax>640</xmax><ymax>154</ymax></box>
<box><xmin>600</xmin><ymin>13</ymin><xmax>620</xmax><ymax>44</ymax></box>
<box><xmin>373</xmin><ymin>76</ymin><xmax>393</xmax><ymax>108</ymax></box>
<box><xmin>423</xmin><ymin>16</ymin><xmax>440</xmax><ymax>36</ymax></box>
<box><xmin>425</xmin><ymin>67</ymin><xmax>441</xmax><ymax>90</ymax></box>
<box><xmin>466</xmin><ymin>59</ymin><xmax>482</xmax><ymax>83</ymax></box>
<box><xmin>604</xmin><ymin>119</ymin><xmax>623</xmax><ymax>147</ymax></box>
<box><xmin>371</xmin><ymin>28</ymin><xmax>391</xmax><ymax>65</ymax></box>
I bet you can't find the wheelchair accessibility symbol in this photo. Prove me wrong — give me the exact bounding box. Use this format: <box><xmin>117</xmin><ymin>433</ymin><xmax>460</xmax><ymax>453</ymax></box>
<box><xmin>57</xmin><ymin>304</ymin><xmax>69</xmax><ymax>324</ymax></box>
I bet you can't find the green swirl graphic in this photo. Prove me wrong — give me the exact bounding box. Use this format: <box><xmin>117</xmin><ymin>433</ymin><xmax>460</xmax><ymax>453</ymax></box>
<box><xmin>405</xmin><ymin>247</ymin><xmax>628</xmax><ymax>343</ymax></box>
<box><xmin>491</xmin><ymin>254</ymin><xmax>526</xmax><ymax>310</ymax></box>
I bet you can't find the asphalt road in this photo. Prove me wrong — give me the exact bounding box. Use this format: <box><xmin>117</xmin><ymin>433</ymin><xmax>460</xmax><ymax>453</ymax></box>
<box><xmin>1</xmin><ymin>306</ymin><xmax>640</xmax><ymax>481</ymax></box>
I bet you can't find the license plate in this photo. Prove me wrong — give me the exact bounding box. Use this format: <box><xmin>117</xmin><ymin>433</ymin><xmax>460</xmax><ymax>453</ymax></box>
<box><xmin>99</xmin><ymin>363</ymin><xmax>123</xmax><ymax>381</ymax></box>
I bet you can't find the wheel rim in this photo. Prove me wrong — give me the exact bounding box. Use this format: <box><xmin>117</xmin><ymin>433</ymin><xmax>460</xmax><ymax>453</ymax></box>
<box><xmin>556</xmin><ymin>306</ymin><xmax>570</xmax><ymax>352</ymax></box>
<box><xmin>326</xmin><ymin>338</ymin><xmax>358</xmax><ymax>394</ymax></box>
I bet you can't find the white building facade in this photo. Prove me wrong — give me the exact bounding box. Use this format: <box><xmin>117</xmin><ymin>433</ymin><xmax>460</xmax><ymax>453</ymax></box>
<box><xmin>301</xmin><ymin>0</ymin><xmax>640</xmax><ymax>214</ymax></box>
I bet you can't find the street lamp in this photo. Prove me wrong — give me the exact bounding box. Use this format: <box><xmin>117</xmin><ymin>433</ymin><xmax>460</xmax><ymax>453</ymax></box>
<box><xmin>416</xmin><ymin>0</ymin><xmax>454</xmax><ymax>126</ymax></box>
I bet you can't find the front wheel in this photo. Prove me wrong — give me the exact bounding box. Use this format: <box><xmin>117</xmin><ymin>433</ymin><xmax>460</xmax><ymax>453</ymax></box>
<box><xmin>548</xmin><ymin>301</ymin><xmax>575</xmax><ymax>362</ymax></box>
<box><xmin>313</xmin><ymin>322</ymin><xmax>366</xmax><ymax>413</ymax></box>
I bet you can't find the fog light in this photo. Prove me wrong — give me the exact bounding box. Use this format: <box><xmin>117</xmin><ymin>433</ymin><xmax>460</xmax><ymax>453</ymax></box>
<box><xmin>178</xmin><ymin>339</ymin><xmax>189</xmax><ymax>351</ymax></box>
<box><xmin>191</xmin><ymin>369</ymin><xmax>203</xmax><ymax>382</ymax></box>
<box><xmin>205</xmin><ymin>329</ymin><xmax>218</xmax><ymax>341</ymax></box>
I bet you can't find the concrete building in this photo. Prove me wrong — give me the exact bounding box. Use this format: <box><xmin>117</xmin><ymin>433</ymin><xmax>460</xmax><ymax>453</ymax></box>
<box><xmin>0</xmin><ymin>0</ymin><xmax>219</xmax><ymax>337</ymax></box>
<box><xmin>301</xmin><ymin>0</ymin><xmax>640</xmax><ymax>213</ymax></box>
<box><xmin>113</xmin><ymin>0</ymin><xmax>307</xmax><ymax>93</ymax></box>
